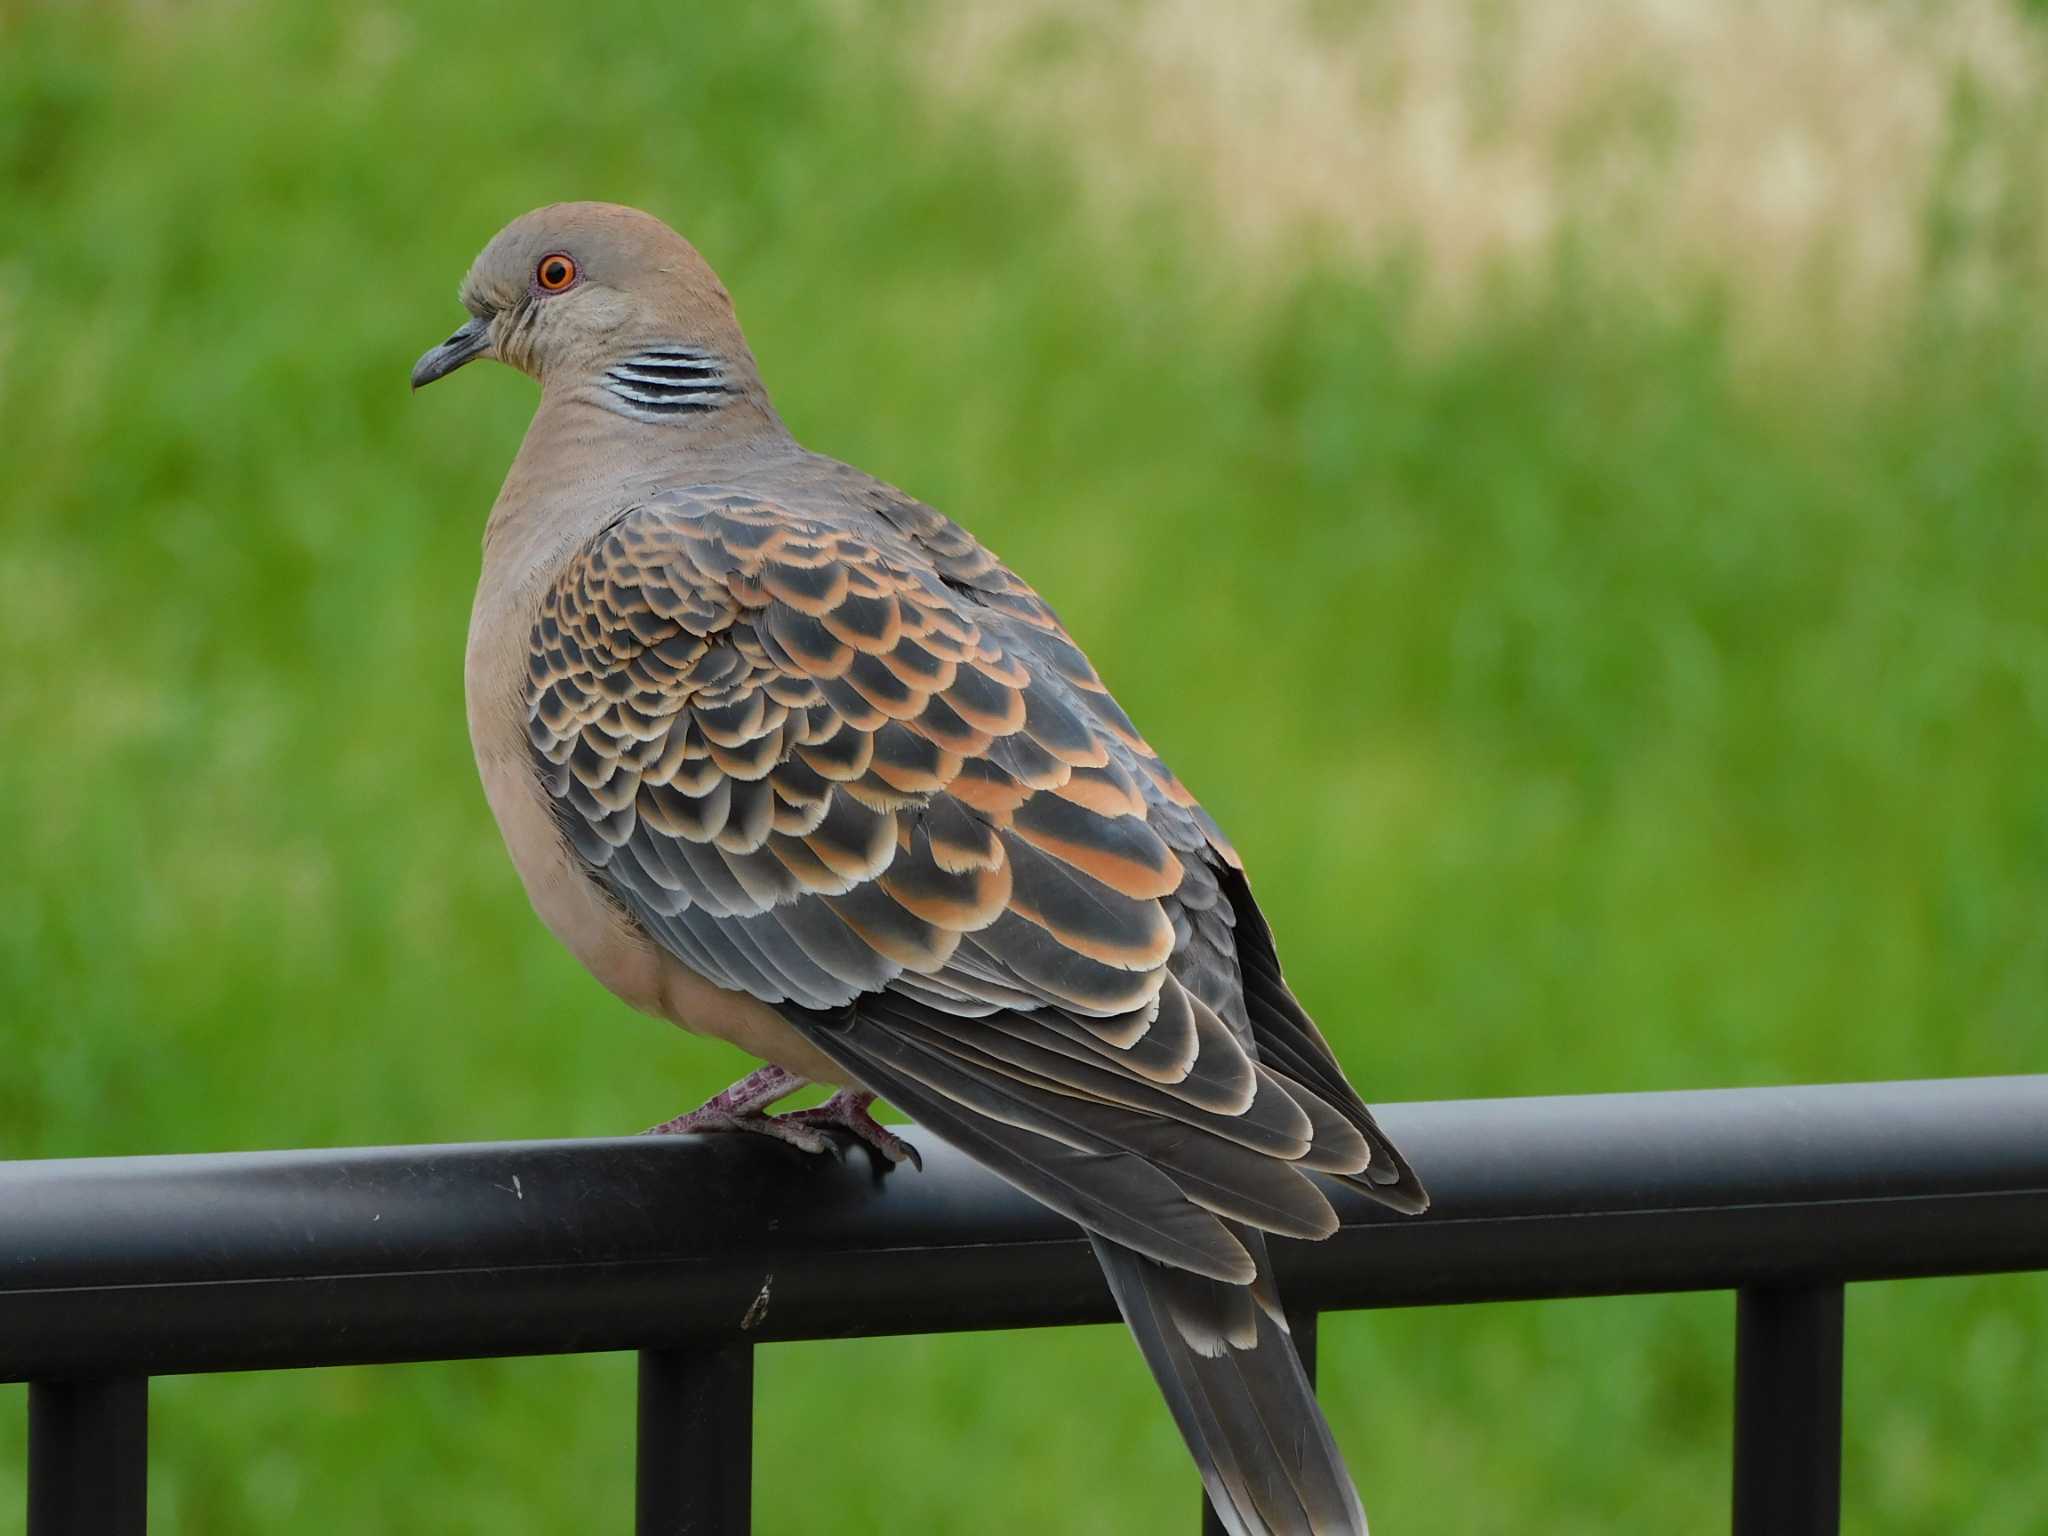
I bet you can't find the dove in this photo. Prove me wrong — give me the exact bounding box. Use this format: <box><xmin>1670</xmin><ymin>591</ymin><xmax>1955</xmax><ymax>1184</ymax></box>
<box><xmin>414</xmin><ymin>202</ymin><xmax>1427</xmax><ymax>1535</ymax></box>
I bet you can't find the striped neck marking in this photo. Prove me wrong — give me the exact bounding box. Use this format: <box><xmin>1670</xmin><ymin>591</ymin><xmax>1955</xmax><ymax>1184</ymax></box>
<box><xmin>600</xmin><ymin>346</ymin><xmax>738</xmax><ymax>420</ymax></box>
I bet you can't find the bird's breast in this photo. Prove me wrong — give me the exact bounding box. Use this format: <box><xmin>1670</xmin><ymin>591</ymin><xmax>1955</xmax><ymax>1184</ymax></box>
<box><xmin>460</xmin><ymin>529</ymin><xmax>844</xmax><ymax>1084</ymax></box>
<box><xmin>464</xmin><ymin>537</ymin><xmax>668</xmax><ymax>1018</ymax></box>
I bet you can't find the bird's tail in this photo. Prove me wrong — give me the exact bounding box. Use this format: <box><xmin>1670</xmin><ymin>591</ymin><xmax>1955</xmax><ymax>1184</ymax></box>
<box><xmin>1090</xmin><ymin>1226</ymin><xmax>1367</xmax><ymax>1536</ymax></box>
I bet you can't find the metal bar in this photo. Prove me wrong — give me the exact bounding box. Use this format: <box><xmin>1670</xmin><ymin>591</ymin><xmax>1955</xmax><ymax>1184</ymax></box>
<box><xmin>1732</xmin><ymin>1286</ymin><xmax>1843</xmax><ymax>1536</ymax></box>
<box><xmin>637</xmin><ymin>1346</ymin><xmax>752</xmax><ymax>1536</ymax></box>
<box><xmin>28</xmin><ymin>1377</ymin><xmax>147</xmax><ymax>1536</ymax></box>
<box><xmin>1199</xmin><ymin>1312</ymin><xmax>1320</xmax><ymax>1536</ymax></box>
<box><xmin>0</xmin><ymin>1078</ymin><xmax>2042</xmax><ymax>1378</ymax></box>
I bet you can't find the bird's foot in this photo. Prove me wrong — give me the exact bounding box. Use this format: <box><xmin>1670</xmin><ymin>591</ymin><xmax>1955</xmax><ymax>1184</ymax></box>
<box><xmin>775</xmin><ymin>1090</ymin><xmax>923</xmax><ymax>1172</ymax></box>
<box><xmin>640</xmin><ymin>1070</ymin><xmax>916</xmax><ymax>1169</ymax></box>
<box><xmin>643</xmin><ymin>1064</ymin><xmax>817</xmax><ymax>1145</ymax></box>
<box><xmin>646</xmin><ymin>1102</ymin><xmax>836</xmax><ymax>1156</ymax></box>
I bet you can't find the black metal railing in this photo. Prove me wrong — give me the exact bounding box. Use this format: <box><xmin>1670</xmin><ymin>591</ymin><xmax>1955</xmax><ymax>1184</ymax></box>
<box><xmin>4</xmin><ymin>1076</ymin><xmax>2044</xmax><ymax>1535</ymax></box>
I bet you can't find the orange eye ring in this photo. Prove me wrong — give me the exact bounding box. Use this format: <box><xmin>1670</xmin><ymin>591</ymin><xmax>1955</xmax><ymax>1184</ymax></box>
<box><xmin>535</xmin><ymin>253</ymin><xmax>578</xmax><ymax>293</ymax></box>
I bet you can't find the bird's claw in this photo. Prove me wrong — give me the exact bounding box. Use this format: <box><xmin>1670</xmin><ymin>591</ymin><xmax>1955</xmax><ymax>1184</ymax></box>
<box><xmin>642</xmin><ymin>1106</ymin><xmax>830</xmax><ymax>1155</ymax></box>
<box><xmin>641</xmin><ymin>1084</ymin><xmax>918</xmax><ymax>1171</ymax></box>
<box><xmin>779</xmin><ymin>1094</ymin><xmax>923</xmax><ymax>1172</ymax></box>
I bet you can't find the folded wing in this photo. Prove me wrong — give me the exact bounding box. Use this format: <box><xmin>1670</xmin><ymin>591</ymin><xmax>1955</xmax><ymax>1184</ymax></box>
<box><xmin>525</xmin><ymin>482</ymin><xmax>1426</xmax><ymax>1533</ymax></box>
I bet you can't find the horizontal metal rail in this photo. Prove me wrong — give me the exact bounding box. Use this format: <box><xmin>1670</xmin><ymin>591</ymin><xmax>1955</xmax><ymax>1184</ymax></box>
<box><xmin>7</xmin><ymin>1076</ymin><xmax>2046</xmax><ymax>1535</ymax></box>
<box><xmin>2</xmin><ymin>1076</ymin><xmax>2043</xmax><ymax>1379</ymax></box>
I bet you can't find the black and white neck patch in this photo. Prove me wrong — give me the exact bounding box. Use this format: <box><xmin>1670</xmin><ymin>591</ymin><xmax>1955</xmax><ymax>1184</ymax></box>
<box><xmin>599</xmin><ymin>346</ymin><xmax>737</xmax><ymax>420</ymax></box>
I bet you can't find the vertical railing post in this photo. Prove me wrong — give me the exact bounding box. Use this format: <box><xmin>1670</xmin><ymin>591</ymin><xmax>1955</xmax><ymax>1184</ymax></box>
<box><xmin>637</xmin><ymin>1346</ymin><xmax>753</xmax><ymax>1536</ymax></box>
<box><xmin>1732</xmin><ymin>1285</ymin><xmax>1843</xmax><ymax>1536</ymax></box>
<box><xmin>28</xmin><ymin>1377</ymin><xmax>148</xmax><ymax>1536</ymax></box>
<box><xmin>1199</xmin><ymin>1310</ymin><xmax>1319</xmax><ymax>1536</ymax></box>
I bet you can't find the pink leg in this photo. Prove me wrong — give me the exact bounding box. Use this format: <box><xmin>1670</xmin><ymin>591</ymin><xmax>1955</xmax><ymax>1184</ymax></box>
<box><xmin>643</xmin><ymin>1069</ymin><xmax>919</xmax><ymax>1169</ymax></box>
<box><xmin>641</xmin><ymin>1064</ymin><xmax>830</xmax><ymax>1152</ymax></box>
<box><xmin>776</xmin><ymin>1089</ymin><xmax>923</xmax><ymax>1171</ymax></box>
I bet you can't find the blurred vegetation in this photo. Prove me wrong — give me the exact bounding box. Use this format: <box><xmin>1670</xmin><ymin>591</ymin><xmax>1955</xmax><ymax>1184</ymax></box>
<box><xmin>1</xmin><ymin>2</ymin><xmax>2043</xmax><ymax>1532</ymax></box>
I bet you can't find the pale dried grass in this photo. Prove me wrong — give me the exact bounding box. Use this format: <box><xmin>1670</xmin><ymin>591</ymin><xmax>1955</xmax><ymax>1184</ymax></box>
<box><xmin>913</xmin><ymin>0</ymin><xmax>2048</xmax><ymax>348</ymax></box>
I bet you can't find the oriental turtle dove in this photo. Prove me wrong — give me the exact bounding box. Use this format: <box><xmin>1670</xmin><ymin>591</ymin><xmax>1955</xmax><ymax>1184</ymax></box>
<box><xmin>413</xmin><ymin>202</ymin><xmax>1426</xmax><ymax>1536</ymax></box>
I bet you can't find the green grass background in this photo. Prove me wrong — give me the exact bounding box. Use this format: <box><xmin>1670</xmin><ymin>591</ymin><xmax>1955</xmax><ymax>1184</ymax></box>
<box><xmin>2</xmin><ymin>4</ymin><xmax>2044</xmax><ymax>1532</ymax></box>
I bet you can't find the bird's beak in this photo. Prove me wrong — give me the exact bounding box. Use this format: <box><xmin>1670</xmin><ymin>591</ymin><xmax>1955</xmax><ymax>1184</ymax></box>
<box><xmin>410</xmin><ymin>314</ymin><xmax>494</xmax><ymax>390</ymax></box>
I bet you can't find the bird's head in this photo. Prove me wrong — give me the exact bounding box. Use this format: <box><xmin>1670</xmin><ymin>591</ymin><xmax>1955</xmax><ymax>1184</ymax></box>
<box><xmin>411</xmin><ymin>201</ymin><xmax>766</xmax><ymax>425</ymax></box>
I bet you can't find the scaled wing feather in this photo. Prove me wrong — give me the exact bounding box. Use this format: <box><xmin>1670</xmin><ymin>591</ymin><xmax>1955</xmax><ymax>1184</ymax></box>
<box><xmin>524</xmin><ymin>479</ymin><xmax>1426</xmax><ymax>1536</ymax></box>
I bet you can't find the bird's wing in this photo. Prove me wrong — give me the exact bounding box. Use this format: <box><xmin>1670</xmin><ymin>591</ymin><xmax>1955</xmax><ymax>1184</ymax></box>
<box><xmin>528</xmin><ymin>484</ymin><xmax>1423</xmax><ymax>1254</ymax></box>
<box><xmin>529</xmin><ymin>482</ymin><xmax>1424</xmax><ymax>1533</ymax></box>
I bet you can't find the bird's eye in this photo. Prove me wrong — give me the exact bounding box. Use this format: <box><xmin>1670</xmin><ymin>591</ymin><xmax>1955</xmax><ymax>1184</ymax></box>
<box><xmin>535</xmin><ymin>254</ymin><xmax>578</xmax><ymax>293</ymax></box>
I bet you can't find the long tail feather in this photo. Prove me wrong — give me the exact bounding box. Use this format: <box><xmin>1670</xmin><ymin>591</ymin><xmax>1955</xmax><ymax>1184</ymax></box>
<box><xmin>1092</xmin><ymin>1228</ymin><xmax>1367</xmax><ymax>1536</ymax></box>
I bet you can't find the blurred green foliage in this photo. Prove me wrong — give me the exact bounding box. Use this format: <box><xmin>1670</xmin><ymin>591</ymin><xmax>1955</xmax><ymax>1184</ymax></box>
<box><xmin>1</xmin><ymin>4</ymin><xmax>2042</xmax><ymax>1533</ymax></box>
